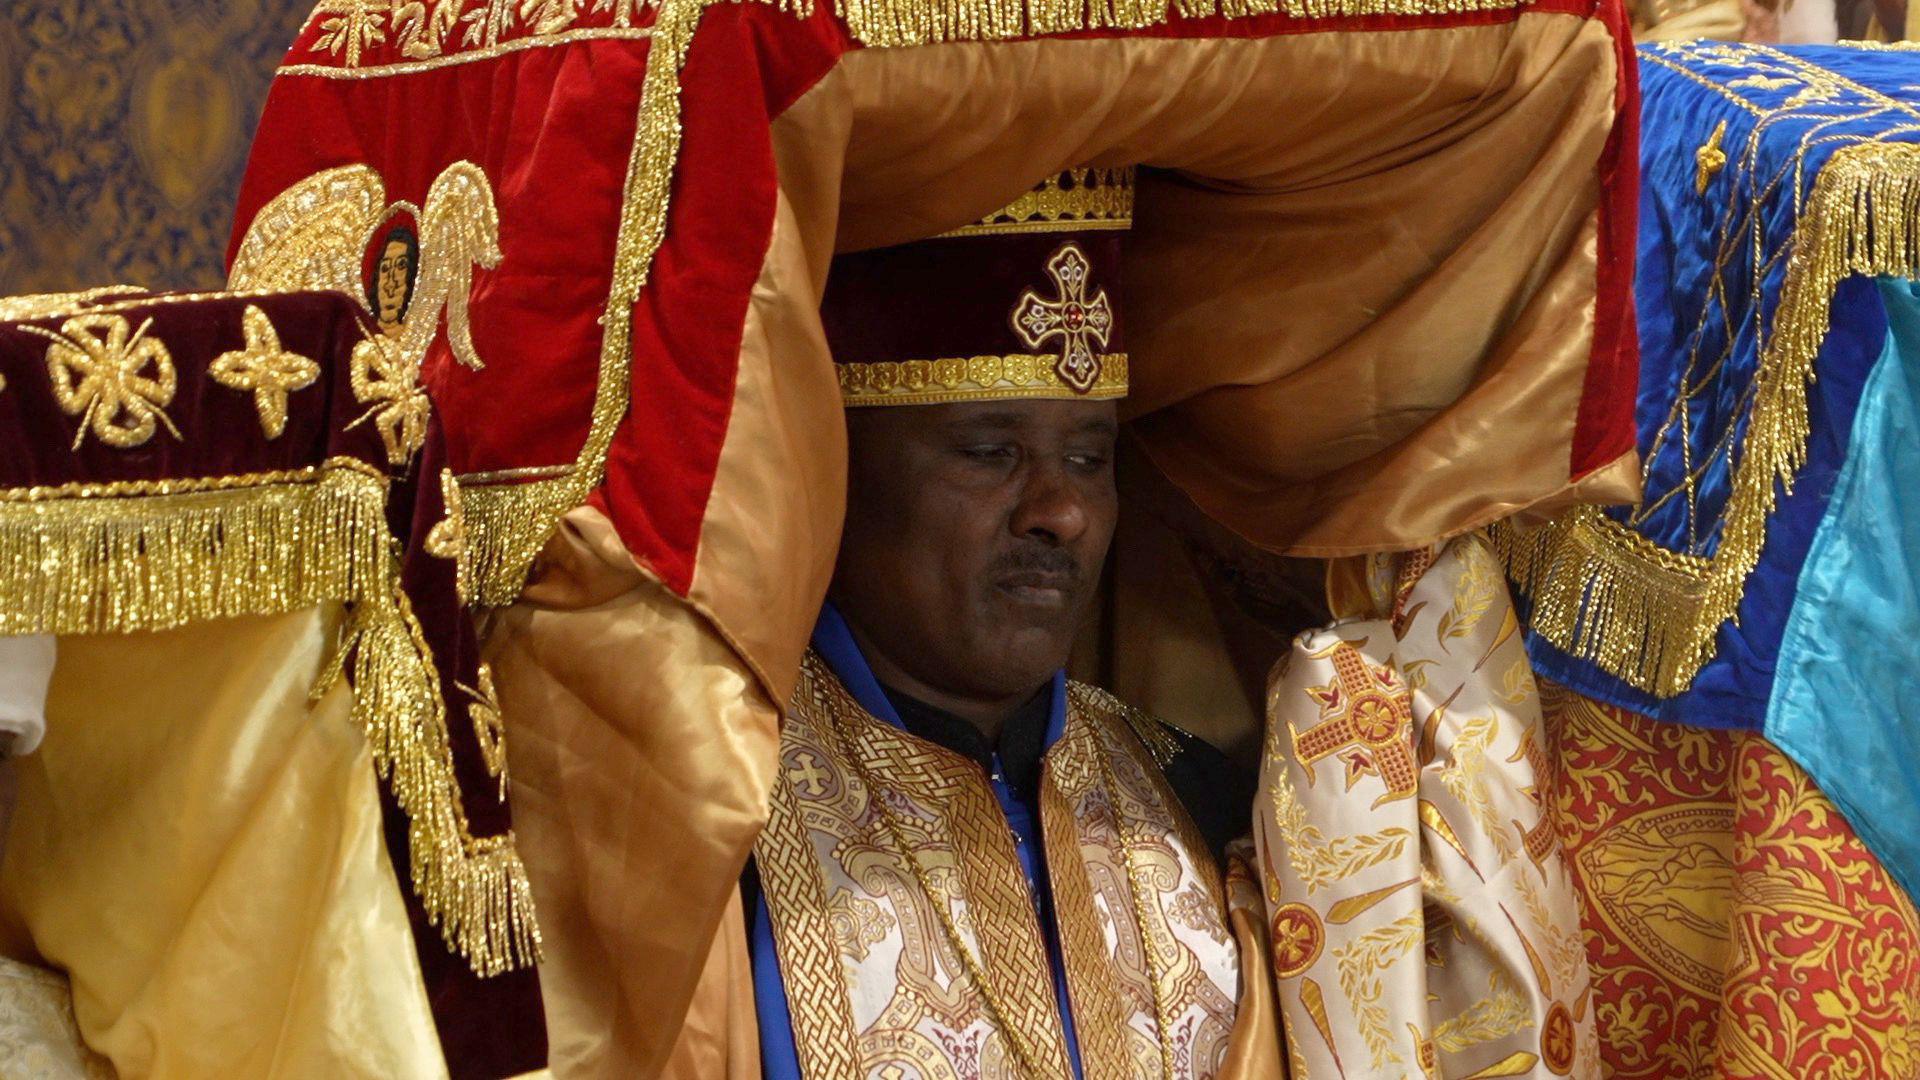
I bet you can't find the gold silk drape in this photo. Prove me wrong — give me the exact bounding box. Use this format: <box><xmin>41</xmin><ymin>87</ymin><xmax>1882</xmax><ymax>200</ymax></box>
<box><xmin>0</xmin><ymin>609</ymin><xmax>447</xmax><ymax>1080</ymax></box>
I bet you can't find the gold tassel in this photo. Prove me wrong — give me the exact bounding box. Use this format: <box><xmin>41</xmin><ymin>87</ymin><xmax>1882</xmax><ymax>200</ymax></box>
<box><xmin>1498</xmin><ymin>141</ymin><xmax>1920</xmax><ymax>697</ymax></box>
<box><xmin>0</xmin><ymin>458</ymin><xmax>541</xmax><ymax>975</ymax></box>
<box><xmin>461</xmin><ymin>473</ymin><xmax>579</xmax><ymax>607</ymax></box>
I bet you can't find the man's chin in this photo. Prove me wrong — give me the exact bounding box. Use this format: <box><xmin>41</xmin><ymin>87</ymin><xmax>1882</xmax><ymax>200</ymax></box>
<box><xmin>974</xmin><ymin>618</ymin><xmax>1076</xmax><ymax>684</ymax></box>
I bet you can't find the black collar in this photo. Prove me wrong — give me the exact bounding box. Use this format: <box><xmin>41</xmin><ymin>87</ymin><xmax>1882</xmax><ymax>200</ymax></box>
<box><xmin>880</xmin><ymin>682</ymin><xmax>1053</xmax><ymax>801</ymax></box>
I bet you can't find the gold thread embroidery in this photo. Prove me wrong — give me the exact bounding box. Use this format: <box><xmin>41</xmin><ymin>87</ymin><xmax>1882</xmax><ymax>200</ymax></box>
<box><xmin>348</xmin><ymin>332</ymin><xmax>433</xmax><ymax>465</ymax></box>
<box><xmin>1695</xmin><ymin>119</ymin><xmax>1728</xmax><ymax>196</ymax></box>
<box><xmin>455</xmin><ymin>662</ymin><xmax>510</xmax><ymax>800</ymax></box>
<box><xmin>839</xmin><ymin>352</ymin><xmax>1128</xmax><ymax>407</ymax></box>
<box><xmin>282</xmin><ymin>24</ymin><xmax>656</xmax><ymax>78</ymax></box>
<box><xmin>424</xmin><ymin>468</ymin><xmax>474</xmax><ymax>604</ymax></box>
<box><xmin>208</xmin><ymin>304</ymin><xmax>322</xmax><ymax>439</ymax></box>
<box><xmin>311</xmin><ymin>0</ymin><xmax>388</xmax><ymax>66</ymax></box>
<box><xmin>24</xmin><ymin>314</ymin><xmax>181</xmax><ymax>451</ymax></box>
<box><xmin>1009</xmin><ymin>242</ymin><xmax>1117</xmax><ymax>394</ymax></box>
<box><xmin>0</xmin><ymin>287</ymin><xmax>147</xmax><ymax>321</ymax></box>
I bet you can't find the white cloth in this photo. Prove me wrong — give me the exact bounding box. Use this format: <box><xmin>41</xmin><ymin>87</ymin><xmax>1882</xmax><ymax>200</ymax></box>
<box><xmin>0</xmin><ymin>957</ymin><xmax>114</xmax><ymax>1079</ymax></box>
<box><xmin>0</xmin><ymin>635</ymin><xmax>54</xmax><ymax>757</ymax></box>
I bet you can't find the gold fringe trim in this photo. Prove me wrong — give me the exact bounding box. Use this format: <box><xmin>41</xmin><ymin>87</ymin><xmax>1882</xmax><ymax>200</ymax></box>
<box><xmin>331</xmin><ymin>585</ymin><xmax>543</xmax><ymax>975</ymax></box>
<box><xmin>461</xmin><ymin>472</ymin><xmax>580</xmax><ymax>607</ymax></box>
<box><xmin>0</xmin><ymin>459</ymin><xmax>541</xmax><ymax>974</ymax></box>
<box><xmin>1498</xmin><ymin>141</ymin><xmax>1920</xmax><ymax>697</ymax></box>
<box><xmin>0</xmin><ymin>462</ymin><xmax>389</xmax><ymax>636</ymax></box>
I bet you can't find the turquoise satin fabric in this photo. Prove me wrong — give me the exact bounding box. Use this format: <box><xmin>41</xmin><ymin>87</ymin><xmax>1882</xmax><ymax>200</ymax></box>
<box><xmin>1769</xmin><ymin>277</ymin><xmax>1920</xmax><ymax>903</ymax></box>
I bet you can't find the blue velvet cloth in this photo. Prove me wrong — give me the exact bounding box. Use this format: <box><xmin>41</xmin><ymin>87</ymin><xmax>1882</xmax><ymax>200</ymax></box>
<box><xmin>750</xmin><ymin>603</ymin><xmax>1084</xmax><ymax>1079</ymax></box>
<box><xmin>1522</xmin><ymin>42</ymin><xmax>1914</xmax><ymax>728</ymax></box>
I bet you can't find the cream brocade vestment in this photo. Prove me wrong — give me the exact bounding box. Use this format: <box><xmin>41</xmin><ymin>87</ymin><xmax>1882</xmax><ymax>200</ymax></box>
<box><xmin>755</xmin><ymin>653</ymin><xmax>1262</xmax><ymax>1080</ymax></box>
<box><xmin>1254</xmin><ymin>537</ymin><xmax>1598</xmax><ymax>1080</ymax></box>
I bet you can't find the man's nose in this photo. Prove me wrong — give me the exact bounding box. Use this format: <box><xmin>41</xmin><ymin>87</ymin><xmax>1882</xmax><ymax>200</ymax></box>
<box><xmin>1009</xmin><ymin>463</ymin><xmax>1089</xmax><ymax>545</ymax></box>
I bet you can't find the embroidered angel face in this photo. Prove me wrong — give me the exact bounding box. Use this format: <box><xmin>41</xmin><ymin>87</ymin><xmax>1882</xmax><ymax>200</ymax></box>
<box><xmin>372</xmin><ymin>226</ymin><xmax>419</xmax><ymax>331</ymax></box>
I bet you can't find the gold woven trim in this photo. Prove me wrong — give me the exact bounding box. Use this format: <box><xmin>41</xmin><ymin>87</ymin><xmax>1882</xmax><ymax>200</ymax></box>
<box><xmin>0</xmin><ymin>287</ymin><xmax>148</xmax><ymax>322</ymax></box>
<box><xmin>838</xmin><ymin>353</ymin><xmax>1128</xmax><ymax>406</ymax></box>
<box><xmin>938</xmin><ymin>166</ymin><xmax>1134</xmax><ymax>239</ymax></box>
<box><xmin>278</xmin><ymin>24</ymin><xmax>655</xmax><ymax>79</ymax></box>
<box><xmin>834</xmin><ymin>0</ymin><xmax>1524</xmax><ymax>47</ymax></box>
<box><xmin>1498</xmin><ymin>139</ymin><xmax>1920</xmax><ymax>696</ymax></box>
<box><xmin>0</xmin><ymin>459</ymin><xmax>540</xmax><ymax>973</ymax></box>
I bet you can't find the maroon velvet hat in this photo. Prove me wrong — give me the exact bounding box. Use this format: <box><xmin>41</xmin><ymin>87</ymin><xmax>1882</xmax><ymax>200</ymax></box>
<box><xmin>822</xmin><ymin>167</ymin><xmax>1132</xmax><ymax>407</ymax></box>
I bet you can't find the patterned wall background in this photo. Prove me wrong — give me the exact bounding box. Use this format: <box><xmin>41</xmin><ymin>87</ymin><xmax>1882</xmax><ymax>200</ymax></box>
<box><xmin>0</xmin><ymin>0</ymin><xmax>313</xmax><ymax>295</ymax></box>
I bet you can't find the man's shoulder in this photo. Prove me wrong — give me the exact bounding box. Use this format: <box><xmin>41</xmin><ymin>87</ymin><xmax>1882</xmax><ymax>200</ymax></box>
<box><xmin>1065</xmin><ymin>681</ymin><xmax>1254</xmax><ymax>860</ymax></box>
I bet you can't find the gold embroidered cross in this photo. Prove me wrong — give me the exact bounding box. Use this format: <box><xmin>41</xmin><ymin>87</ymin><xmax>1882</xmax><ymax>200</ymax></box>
<box><xmin>788</xmin><ymin>751</ymin><xmax>830</xmax><ymax>797</ymax></box>
<box><xmin>1009</xmin><ymin>242</ymin><xmax>1113</xmax><ymax>394</ymax></box>
<box><xmin>208</xmin><ymin>304</ymin><xmax>320</xmax><ymax>439</ymax></box>
<box><xmin>1695</xmin><ymin>120</ymin><xmax>1728</xmax><ymax>196</ymax></box>
<box><xmin>1292</xmin><ymin>641</ymin><xmax>1417</xmax><ymax>808</ymax></box>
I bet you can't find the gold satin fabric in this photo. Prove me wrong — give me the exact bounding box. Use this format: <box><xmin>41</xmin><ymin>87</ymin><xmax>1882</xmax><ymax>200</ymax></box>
<box><xmin>0</xmin><ymin>608</ymin><xmax>446</xmax><ymax>1080</ymax></box>
<box><xmin>487</xmin><ymin>506</ymin><xmax>780</xmax><ymax>1078</ymax></box>
<box><xmin>703</xmin><ymin>17</ymin><xmax>1636</xmax><ymax>715</ymax></box>
<box><xmin>1219</xmin><ymin>851</ymin><xmax>1287</xmax><ymax>1080</ymax></box>
<box><xmin>659</xmin><ymin>890</ymin><xmax>761</xmax><ymax>1080</ymax></box>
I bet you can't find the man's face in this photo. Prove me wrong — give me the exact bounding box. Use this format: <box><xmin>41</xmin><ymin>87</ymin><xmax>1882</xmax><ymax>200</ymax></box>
<box><xmin>831</xmin><ymin>398</ymin><xmax>1119</xmax><ymax>705</ymax></box>
<box><xmin>376</xmin><ymin>239</ymin><xmax>412</xmax><ymax>327</ymax></box>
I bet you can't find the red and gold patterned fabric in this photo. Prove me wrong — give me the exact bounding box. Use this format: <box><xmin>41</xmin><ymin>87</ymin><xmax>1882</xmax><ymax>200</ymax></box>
<box><xmin>1546</xmin><ymin>688</ymin><xmax>1920</xmax><ymax>1080</ymax></box>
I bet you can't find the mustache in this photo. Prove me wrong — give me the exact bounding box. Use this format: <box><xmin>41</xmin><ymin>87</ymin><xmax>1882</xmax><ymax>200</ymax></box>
<box><xmin>989</xmin><ymin>545</ymin><xmax>1084</xmax><ymax>585</ymax></box>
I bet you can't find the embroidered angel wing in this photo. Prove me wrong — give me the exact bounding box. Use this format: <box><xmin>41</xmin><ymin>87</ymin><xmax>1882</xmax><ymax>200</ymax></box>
<box><xmin>228</xmin><ymin>165</ymin><xmax>388</xmax><ymax>296</ymax></box>
<box><xmin>401</xmin><ymin>161</ymin><xmax>502</xmax><ymax>371</ymax></box>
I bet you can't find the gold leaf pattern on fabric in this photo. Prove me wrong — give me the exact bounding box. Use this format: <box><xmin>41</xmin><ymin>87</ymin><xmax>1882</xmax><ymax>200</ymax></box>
<box><xmin>208</xmin><ymin>304</ymin><xmax>321</xmax><ymax>439</ymax></box>
<box><xmin>1255</xmin><ymin>536</ymin><xmax>1596</xmax><ymax>1079</ymax></box>
<box><xmin>755</xmin><ymin>652</ymin><xmax>1239</xmax><ymax>1079</ymax></box>
<box><xmin>455</xmin><ymin>662</ymin><xmax>509</xmax><ymax>800</ymax></box>
<box><xmin>1333</xmin><ymin>911</ymin><xmax>1423</xmax><ymax>1069</ymax></box>
<box><xmin>1547</xmin><ymin>687</ymin><xmax>1920</xmax><ymax>1080</ymax></box>
<box><xmin>25</xmin><ymin>314</ymin><xmax>180</xmax><ymax>450</ymax></box>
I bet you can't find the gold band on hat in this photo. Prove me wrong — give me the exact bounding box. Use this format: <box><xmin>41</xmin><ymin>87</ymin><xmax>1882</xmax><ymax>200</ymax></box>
<box><xmin>938</xmin><ymin>167</ymin><xmax>1135</xmax><ymax>238</ymax></box>
<box><xmin>838</xmin><ymin>353</ymin><xmax>1128</xmax><ymax>406</ymax></box>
